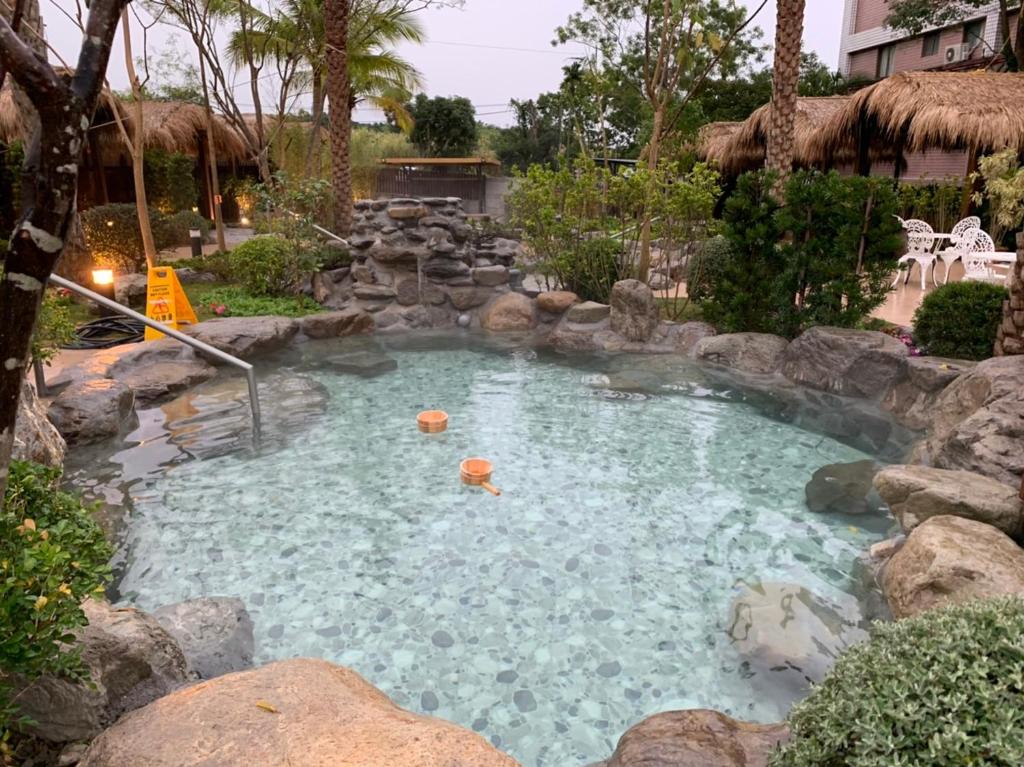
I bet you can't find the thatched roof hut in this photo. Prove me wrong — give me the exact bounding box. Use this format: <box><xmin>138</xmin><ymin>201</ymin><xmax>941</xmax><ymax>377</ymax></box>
<box><xmin>720</xmin><ymin>96</ymin><xmax>852</xmax><ymax>174</ymax></box>
<box><xmin>695</xmin><ymin>121</ymin><xmax>747</xmax><ymax>167</ymax></box>
<box><xmin>807</xmin><ymin>71</ymin><xmax>1024</xmax><ymax>171</ymax></box>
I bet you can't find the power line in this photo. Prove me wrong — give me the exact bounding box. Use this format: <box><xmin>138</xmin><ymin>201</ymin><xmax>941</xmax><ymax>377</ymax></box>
<box><xmin>425</xmin><ymin>39</ymin><xmax>586</xmax><ymax>57</ymax></box>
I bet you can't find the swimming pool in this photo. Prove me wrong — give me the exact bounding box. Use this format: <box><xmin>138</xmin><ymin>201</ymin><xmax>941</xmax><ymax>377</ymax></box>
<box><xmin>84</xmin><ymin>334</ymin><xmax>893</xmax><ymax>766</ymax></box>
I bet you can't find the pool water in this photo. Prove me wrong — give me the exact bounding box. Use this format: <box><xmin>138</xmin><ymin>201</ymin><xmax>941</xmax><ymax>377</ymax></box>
<box><xmin>107</xmin><ymin>336</ymin><xmax>888</xmax><ymax>766</ymax></box>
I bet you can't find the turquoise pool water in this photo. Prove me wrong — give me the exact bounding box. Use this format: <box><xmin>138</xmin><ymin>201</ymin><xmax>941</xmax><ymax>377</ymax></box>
<box><xmin>106</xmin><ymin>336</ymin><xmax>888</xmax><ymax>766</ymax></box>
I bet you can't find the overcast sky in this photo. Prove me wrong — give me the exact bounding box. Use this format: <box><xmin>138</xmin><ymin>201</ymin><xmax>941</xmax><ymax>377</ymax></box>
<box><xmin>41</xmin><ymin>0</ymin><xmax>845</xmax><ymax>127</ymax></box>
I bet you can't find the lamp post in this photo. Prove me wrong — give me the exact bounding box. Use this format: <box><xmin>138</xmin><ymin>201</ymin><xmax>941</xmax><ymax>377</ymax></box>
<box><xmin>91</xmin><ymin>268</ymin><xmax>117</xmax><ymax>316</ymax></box>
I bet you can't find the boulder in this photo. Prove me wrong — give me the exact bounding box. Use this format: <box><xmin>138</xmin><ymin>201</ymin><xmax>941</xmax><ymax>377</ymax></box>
<box><xmin>536</xmin><ymin>291</ymin><xmax>579</xmax><ymax>314</ymax></box>
<box><xmin>481</xmin><ymin>293</ymin><xmax>536</xmax><ymax>332</ymax></box>
<box><xmin>472</xmin><ymin>266</ymin><xmax>510</xmax><ymax>287</ymax></box>
<box><xmin>299</xmin><ymin>309</ymin><xmax>374</xmax><ymax>340</ymax></box>
<box><xmin>602</xmin><ymin>710</ymin><xmax>788</xmax><ymax>767</ymax></box>
<box><xmin>423</xmin><ymin>258</ymin><xmax>471</xmax><ymax>281</ymax></box>
<box><xmin>387</xmin><ymin>204</ymin><xmax>428</xmax><ymax>220</ymax></box>
<box><xmin>183</xmin><ymin>317</ymin><xmax>300</xmax><ymax>362</ymax></box>
<box><xmin>567</xmin><ymin>301</ymin><xmax>611</xmax><ymax>324</ymax></box>
<box><xmin>610</xmin><ymin>280</ymin><xmax>659</xmax><ymax>342</ymax></box>
<box><xmin>874</xmin><ymin>465</ymin><xmax>1024</xmax><ymax>538</ymax></box>
<box><xmin>324</xmin><ymin>351</ymin><xmax>398</xmax><ymax>378</ymax></box>
<box><xmin>152</xmin><ymin>598</ymin><xmax>254</xmax><ymax>680</ymax></box>
<box><xmin>353</xmin><ymin>284</ymin><xmax>397</xmax><ymax>302</ymax></box>
<box><xmin>780</xmin><ymin>327</ymin><xmax>908</xmax><ymax>399</ymax></box>
<box><xmin>14</xmin><ymin>379</ymin><xmax>66</xmax><ymax>467</ymax></box>
<box><xmin>449</xmin><ymin>286</ymin><xmax>493</xmax><ymax>311</ymax></box>
<box><xmin>79</xmin><ymin>659</ymin><xmax>520</xmax><ymax>767</ymax></box>
<box><xmin>695</xmin><ymin>333</ymin><xmax>789</xmax><ymax>375</ymax></box>
<box><xmin>804</xmin><ymin>460</ymin><xmax>881</xmax><ymax>515</ymax></box>
<box><xmin>108</xmin><ymin>340</ymin><xmax>218</xmax><ymax>404</ymax></box>
<box><xmin>661</xmin><ymin>322</ymin><xmax>716</xmax><ymax>356</ymax></box>
<box><xmin>47</xmin><ymin>379</ymin><xmax>135</xmax><ymax>446</ymax></box>
<box><xmin>726</xmin><ymin>582</ymin><xmax>867</xmax><ymax>705</ymax></box>
<box><xmin>882</xmin><ymin>515</ymin><xmax>1024</xmax><ymax>619</ymax></box>
<box><xmin>882</xmin><ymin>356</ymin><xmax>973</xmax><ymax>430</ymax></box>
<box><xmin>916</xmin><ymin>356</ymin><xmax>1024</xmax><ymax>487</ymax></box>
<box><xmin>15</xmin><ymin>600</ymin><xmax>190</xmax><ymax>743</ymax></box>
<box><xmin>175</xmin><ymin>268</ymin><xmax>218</xmax><ymax>285</ymax></box>
<box><xmin>114</xmin><ymin>273</ymin><xmax>148</xmax><ymax>309</ymax></box>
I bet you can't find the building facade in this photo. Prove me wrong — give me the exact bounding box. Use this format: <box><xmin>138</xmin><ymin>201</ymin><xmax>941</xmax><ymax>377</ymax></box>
<box><xmin>838</xmin><ymin>1</ymin><xmax>1021</xmax><ymax>182</ymax></box>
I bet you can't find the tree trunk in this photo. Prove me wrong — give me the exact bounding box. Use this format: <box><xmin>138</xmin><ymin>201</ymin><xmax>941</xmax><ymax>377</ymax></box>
<box><xmin>637</xmin><ymin>104</ymin><xmax>664</xmax><ymax>283</ymax></box>
<box><xmin>998</xmin><ymin>0</ymin><xmax>1020</xmax><ymax>71</ymax></box>
<box><xmin>237</xmin><ymin>0</ymin><xmax>271</xmax><ymax>181</ymax></box>
<box><xmin>765</xmin><ymin>0</ymin><xmax>806</xmax><ymax>196</ymax></box>
<box><xmin>199</xmin><ymin>53</ymin><xmax>227</xmax><ymax>252</ymax></box>
<box><xmin>325</xmin><ymin>0</ymin><xmax>352</xmax><ymax>235</ymax></box>
<box><xmin>0</xmin><ymin>0</ymin><xmax>128</xmax><ymax>502</ymax></box>
<box><xmin>305</xmin><ymin>71</ymin><xmax>326</xmax><ymax>177</ymax></box>
<box><xmin>121</xmin><ymin>9</ymin><xmax>157</xmax><ymax>269</ymax></box>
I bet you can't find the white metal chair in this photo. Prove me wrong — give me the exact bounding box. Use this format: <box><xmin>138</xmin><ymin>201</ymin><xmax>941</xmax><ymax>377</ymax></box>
<box><xmin>960</xmin><ymin>228</ymin><xmax>1011</xmax><ymax>284</ymax></box>
<box><xmin>893</xmin><ymin>217</ymin><xmax>937</xmax><ymax>290</ymax></box>
<box><xmin>937</xmin><ymin>216</ymin><xmax>981</xmax><ymax>283</ymax></box>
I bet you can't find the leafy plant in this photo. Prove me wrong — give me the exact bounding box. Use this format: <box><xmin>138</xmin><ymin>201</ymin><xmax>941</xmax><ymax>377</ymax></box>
<box><xmin>686</xmin><ymin>235</ymin><xmax>733</xmax><ymax>303</ymax></box>
<box><xmin>227</xmin><ymin>236</ymin><xmax>320</xmax><ymax>297</ymax></box>
<box><xmin>913</xmin><ymin>281</ymin><xmax>1008</xmax><ymax>360</ymax></box>
<box><xmin>972</xmin><ymin>149</ymin><xmax>1024</xmax><ymax>248</ymax></box>
<box><xmin>198</xmin><ymin>285</ymin><xmax>322</xmax><ymax>318</ymax></box>
<box><xmin>143</xmin><ymin>148</ymin><xmax>199</xmax><ymax>214</ymax></box>
<box><xmin>896</xmin><ymin>182</ymin><xmax>962</xmax><ymax>235</ymax></box>
<box><xmin>82</xmin><ymin>204</ymin><xmax>211</xmax><ymax>273</ymax></box>
<box><xmin>251</xmin><ymin>172</ymin><xmax>335</xmax><ymax>263</ymax></box>
<box><xmin>0</xmin><ymin>461</ymin><xmax>112</xmax><ymax>752</ymax></box>
<box><xmin>770</xmin><ymin>597</ymin><xmax>1024</xmax><ymax>766</ymax></box>
<box><xmin>155</xmin><ymin>210</ymin><xmax>211</xmax><ymax>250</ymax></box>
<box><xmin>32</xmin><ymin>291</ymin><xmax>76</xmax><ymax>365</ymax></box>
<box><xmin>407</xmin><ymin>94</ymin><xmax>478</xmax><ymax>157</ymax></box>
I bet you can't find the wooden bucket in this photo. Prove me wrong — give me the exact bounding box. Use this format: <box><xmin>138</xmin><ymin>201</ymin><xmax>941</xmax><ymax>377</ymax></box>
<box><xmin>417</xmin><ymin>410</ymin><xmax>449</xmax><ymax>434</ymax></box>
<box><xmin>460</xmin><ymin>458</ymin><xmax>501</xmax><ymax>496</ymax></box>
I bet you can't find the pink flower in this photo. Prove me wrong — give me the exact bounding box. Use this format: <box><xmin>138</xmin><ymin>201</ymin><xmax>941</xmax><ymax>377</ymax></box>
<box><xmin>212</xmin><ymin>303</ymin><xmax>227</xmax><ymax>316</ymax></box>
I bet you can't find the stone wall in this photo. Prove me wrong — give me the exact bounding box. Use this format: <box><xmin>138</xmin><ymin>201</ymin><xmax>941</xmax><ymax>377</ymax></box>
<box><xmin>995</xmin><ymin>232</ymin><xmax>1024</xmax><ymax>356</ymax></box>
<box><xmin>312</xmin><ymin>198</ymin><xmax>523</xmax><ymax>334</ymax></box>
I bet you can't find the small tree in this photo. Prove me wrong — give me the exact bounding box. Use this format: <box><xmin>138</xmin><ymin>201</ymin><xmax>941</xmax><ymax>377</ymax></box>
<box><xmin>408</xmin><ymin>94</ymin><xmax>478</xmax><ymax>157</ymax></box>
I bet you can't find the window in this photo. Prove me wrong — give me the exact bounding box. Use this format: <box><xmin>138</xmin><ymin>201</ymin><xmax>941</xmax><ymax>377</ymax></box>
<box><xmin>922</xmin><ymin>31</ymin><xmax>940</xmax><ymax>57</ymax></box>
<box><xmin>877</xmin><ymin>44</ymin><xmax>896</xmax><ymax>78</ymax></box>
<box><xmin>964</xmin><ymin>19</ymin><xmax>986</xmax><ymax>49</ymax></box>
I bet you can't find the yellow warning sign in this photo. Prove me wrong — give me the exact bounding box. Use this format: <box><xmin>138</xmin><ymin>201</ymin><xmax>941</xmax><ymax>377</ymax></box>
<box><xmin>144</xmin><ymin>266</ymin><xmax>198</xmax><ymax>341</ymax></box>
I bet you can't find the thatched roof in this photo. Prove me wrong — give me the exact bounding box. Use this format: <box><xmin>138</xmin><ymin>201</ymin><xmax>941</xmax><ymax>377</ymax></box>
<box><xmin>695</xmin><ymin>121</ymin><xmax>744</xmax><ymax>164</ymax></box>
<box><xmin>0</xmin><ymin>87</ymin><xmax>249</xmax><ymax>164</ymax></box>
<box><xmin>721</xmin><ymin>96</ymin><xmax>852</xmax><ymax>173</ymax></box>
<box><xmin>807</xmin><ymin>71</ymin><xmax>1024</xmax><ymax>164</ymax></box>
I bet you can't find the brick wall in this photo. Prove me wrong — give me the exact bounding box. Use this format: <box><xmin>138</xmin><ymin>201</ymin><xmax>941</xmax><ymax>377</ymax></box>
<box><xmin>854</xmin><ymin>0</ymin><xmax>890</xmax><ymax>33</ymax></box>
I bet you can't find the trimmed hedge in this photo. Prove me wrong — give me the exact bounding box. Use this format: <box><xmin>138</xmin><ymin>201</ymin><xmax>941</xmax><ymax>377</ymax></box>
<box><xmin>82</xmin><ymin>204</ymin><xmax>212</xmax><ymax>273</ymax></box>
<box><xmin>913</xmin><ymin>281</ymin><xmax>1008</xmax><ymax>360</ymax></box>
<box><xmin>770</xmin><ymin>597</ymin><xmax>1024</xmax><ymax>766</ymax></box>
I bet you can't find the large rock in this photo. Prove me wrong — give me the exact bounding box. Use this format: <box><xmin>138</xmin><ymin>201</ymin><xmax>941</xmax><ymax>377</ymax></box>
<box><xmin>472</xmin><ymin>265</ymin><xmax>510</xmax><ymax>287</ymax></box>
<box><xmin>695</xmin><ymin>333</ymin><xmax>789</xmax><ymax>375</ymax></box>
<box><xmin>15</xmin><ymin>600</ymin><xmax>190</xmax><ymax>743</ymax></box>
<box><xmin>661</xmin><ymin>322</ymin><xmax>716</xmax><ymax>356</ymax></box>
<box><xmin>481</xmin><ymin>293</ymin><xmax>537</xmax><ymax>332</ymax></box>
<box><xmin>610</xmin><ymin>280</ymin><xmax>659</xmax><ymax>342</ymax></box>
<box><xmin>780</xmin><ymin>326</ymin><xmax>908</xmax><ymax>399</ymax></box>
<box><xmin>183</xmin><ymin>316</ymin><xmax>300</xmax><ymax>362</ymax></box>
<box><xmin>566</xmin><ymin>301</ymin><xmax>609</xmax><ymax>325</ymax></box>
<box><xmin>423</xmin><ymin>257</ymin><xmax>471</xmax><ymax>281</ymax></box>
<box><xmin>726</xmin><ymin>582</ymin><xmax>868</xmax><ymax>705</ymax></box>
<box><xmin>114</xmin><ymin>273</ymin><xmax>148</xmax><ymax>309</ymax></box>
<box><xmin>152</xmin><ymin>598</ymin><xmax>254</xmax><ymax>680</ymax></box>
<box><xmin>916</xmin><ymin>356</ymin><xmax>1024</xmax><ymax>487</ymax></box>
<box><xmin>79</xmin><ymin>658</ymin><xmax>520</xmax><ymax>767</ymax></box>
<box><xmin>882</xmin><ymin>515</ymin><xmax>1024</xmax><ymax>619</ymax></box>
<box><xmin>804</xmin><ymin>460</ymin><xmax>881</xmax><ymax>515</ymax></box>
<box><xmin>874</xmin><ymin>465</ymin><xmax>1024</xmax><ymax>539</ymax></box>
<box><xmin>299</xmin><ymin>309</ymin><xmax>374</xmax><ymax>340</ymax></box>
<box><xmin>14</xmin><ymin>379</ymin><xmax>66</xmax><ymax>467</ymax></box>
<box><xmin>882</xmin><ymin>356</ymin><xmax>973</xmax><ymax>431</ymax></box>
<box><xmin>47</xmin><ymin>379</ymin><xmax>135</xmax><ymax>446</ymax></box>
<box><xmin>449</xmin><ymin>286</ymin><xmax>494</xmax><ymax>310</ymax></box>
<box><xmin>536</xmin><ymin>290</ymin><xmax>578</xmax><ymax>314</ymax></box>
<box><xmin>108</xmin><ymin>340</ymin><xmax>218</xmax><ymax>404</ymax></box>
<box><xmin>601</xmin><ymin>710</ymin><xmax>788</xmax><ymax>767</ymax></box>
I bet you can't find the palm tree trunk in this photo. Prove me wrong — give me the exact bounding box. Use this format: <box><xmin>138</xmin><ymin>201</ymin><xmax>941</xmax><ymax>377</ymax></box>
<box><xmin>325</xmin><ymin>0</ymin><xmax>353</xmax><ymax>235</ymax></box>
<box><xmin>765</xmin><ymin>0</ymin><xmax>805</xmax><ymax>196</ymax></box>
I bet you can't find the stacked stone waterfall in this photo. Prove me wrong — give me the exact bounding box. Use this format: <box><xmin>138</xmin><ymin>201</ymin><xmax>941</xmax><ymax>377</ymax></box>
<box><xmin>312</xmin><ymin>198</ymin><xmax>521</xmax><ymax>333</ymax></box>
<box><xmin>995</xmin><ymin>232</ymin><xmax>1024</xmax><ymax>356</ymax></box>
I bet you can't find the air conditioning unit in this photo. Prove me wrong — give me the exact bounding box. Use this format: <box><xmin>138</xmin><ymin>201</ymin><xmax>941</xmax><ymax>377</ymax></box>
<box><xmin>945</xmin><ymin>43</ymin><xmax>972</xmax><ymax>63</ymax></box>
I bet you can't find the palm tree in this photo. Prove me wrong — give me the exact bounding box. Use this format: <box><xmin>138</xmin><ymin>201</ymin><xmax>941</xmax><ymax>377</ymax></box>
<box><xmin>229</xmin><ymin>0</ymin><xmax>423</xmax><ymax>205</ymax></box>
<box><xmin>765</xmin><ymin>0</ymin><xmax>805</xmax><ymax>195</ymax></box>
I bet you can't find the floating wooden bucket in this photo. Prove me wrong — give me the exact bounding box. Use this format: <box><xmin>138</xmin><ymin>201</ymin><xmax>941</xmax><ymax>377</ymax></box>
<box><xmin>417</xmin><ymin>410</ymin><xmax>449</xmax><ymax>434</ymax></box>
<box><xmin>460</xmin><ymin>458</ymin><xmax>501</xmax><ymax>496</ymax></box>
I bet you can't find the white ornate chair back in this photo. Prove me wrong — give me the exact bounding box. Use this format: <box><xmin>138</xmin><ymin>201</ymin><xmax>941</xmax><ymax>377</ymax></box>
<box><xmin>961</xmin><ymin>228</ymin><xmax>1003</xmax><ymax>282</ymax></box>
<box><xmin>949</xmin><ymin>217</ymin><xmax>981</xmax><ymax>247</ymax></box>
<box><xmin>900</xmin><ymin>218</ymin><xmax>934</xmax><ymax>256</ymax></box>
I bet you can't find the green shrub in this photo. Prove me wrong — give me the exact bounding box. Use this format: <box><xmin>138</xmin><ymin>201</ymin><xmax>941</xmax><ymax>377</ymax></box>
<box><xmin>686</xmin><ymin>235</ymin><xmax>733</xmax><ymax>302</ymax></box>
<box><xmin>554</xmin><ymin>237</ymin><xmax>625</xmax><ymax>303</ymax></box>
<box><xmin>199</xmin><ymin>285</ymin><xmax>322</xmax><ymax>318</ymax></box>
<box><xmin>143</xmin><ymin>149</ymin><xmax>198</xmax><ymax>214</ymax></box>
<box><xmin>227</xmin><ymin>236</ymin><xmax>319</xmax><ymax>297</ymax></box>
<box><xmin>913</xmin><ymin>281</ymin><xmax>1008</xmax><ymax>360</ymax></box>
<box><xmin>0</xmin><ymin>461</ymin><xmax>112</xmax><ymax>743</ymax></box>
<box><xmin>177</xmin><ymin>250</ymin><xmax>233</xmax><ymax>281</ymax></box>
<box><xmin>155</xmin><ymin>210</ymin><xmax>211</xmax><ymax>251</ymax></box>
<box><xmin>81</xmin><ymin>204</ymin><xmax>149</xmax><ymax>272</ymax></box>
<box><xmin>771</xmin><ymin>597</ymin><xmax>1024</xmax><ymax>766</ymax></box>
<box><xmin>32</xmin><ymin>291</ymin><xmax>76</xmax><ymax>364</ymax></box>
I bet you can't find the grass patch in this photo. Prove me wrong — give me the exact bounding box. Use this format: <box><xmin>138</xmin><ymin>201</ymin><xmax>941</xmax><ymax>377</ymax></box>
<box><xmin>188</xmin><ymin>284</ymin><xmax>323</xmax><ymax>319</ymax></box>
<box><xmin>657</xmin><ymin>298</ymin><xmax>705</xmax><ymax>323</ymax></box>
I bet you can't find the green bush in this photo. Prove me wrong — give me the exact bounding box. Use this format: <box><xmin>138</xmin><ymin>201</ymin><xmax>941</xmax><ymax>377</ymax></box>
<box><xmin>771</xmin><ymin>597</ymin><xmax>1024</xmax><ymax>766</ymax></box>
<box><xmin>913</xmin><ymin>281</ymin><xmax>1008</xmax><ymax>360</ymax></box>
<box><xmin>227</xmin><ymin>236</ymin><xmax>319</xmax><ymax>297</ymax></box>
<box><xmin>686</xmin><ymin>235</ymin><xmax>733</xmax><ymax>302</ymax></box>
<box><xmin>0</xmin><ymin>461</ymin><xmax>112</xmax><ymax>743</ymax></box>
<box><xmin>199</xmin><ymin>285</ymin><xmax>322</xmax><ymax>318</ymax></box>
<box><xmin>143</xmin><ymin>149</ymin><xmax>198</xmax><ymax>214</ymax></box>
<box><xmin>555</xmin><ymin>237</ymin><xmax>625</xmax><ymax>303</ymax></box>
<box><xmin>155</xmin><ymin>210</ymin><xmax>211</xmax><ymax>251</ymax></box>
<box><xmin>81</xmin><ymin>204</ymin><xmax>148</xmax><ymax>272</ymax></box>
<box><xmin>177</xmin><ymin>250</ymin><xmax>233</xmax><ymax>281</ymax></box>
<box><xmin>32</xmin><ymin>291</ymin><xmax>76</xmax><ymax>365</ymax></box>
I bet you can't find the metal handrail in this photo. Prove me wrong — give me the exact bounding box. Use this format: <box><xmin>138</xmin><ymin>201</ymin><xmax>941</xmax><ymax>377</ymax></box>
<box><xmin>47</xmin><ymin>274</ymin><xmax>262</xmax><ymax>439</ymax></box>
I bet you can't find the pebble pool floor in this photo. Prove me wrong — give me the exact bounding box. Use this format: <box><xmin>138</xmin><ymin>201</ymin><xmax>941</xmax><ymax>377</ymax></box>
<box><xmin>114</xmin><ymin>338</ymin><xmax>881</xmax><ymax>766</ymax></box>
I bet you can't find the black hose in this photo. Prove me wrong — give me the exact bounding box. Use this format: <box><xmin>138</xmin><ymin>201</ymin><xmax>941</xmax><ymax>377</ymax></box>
<box><xmin>64</xmin><ymin>316</ymin><xmax>145</xmax><ymax>350</ymax></box>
